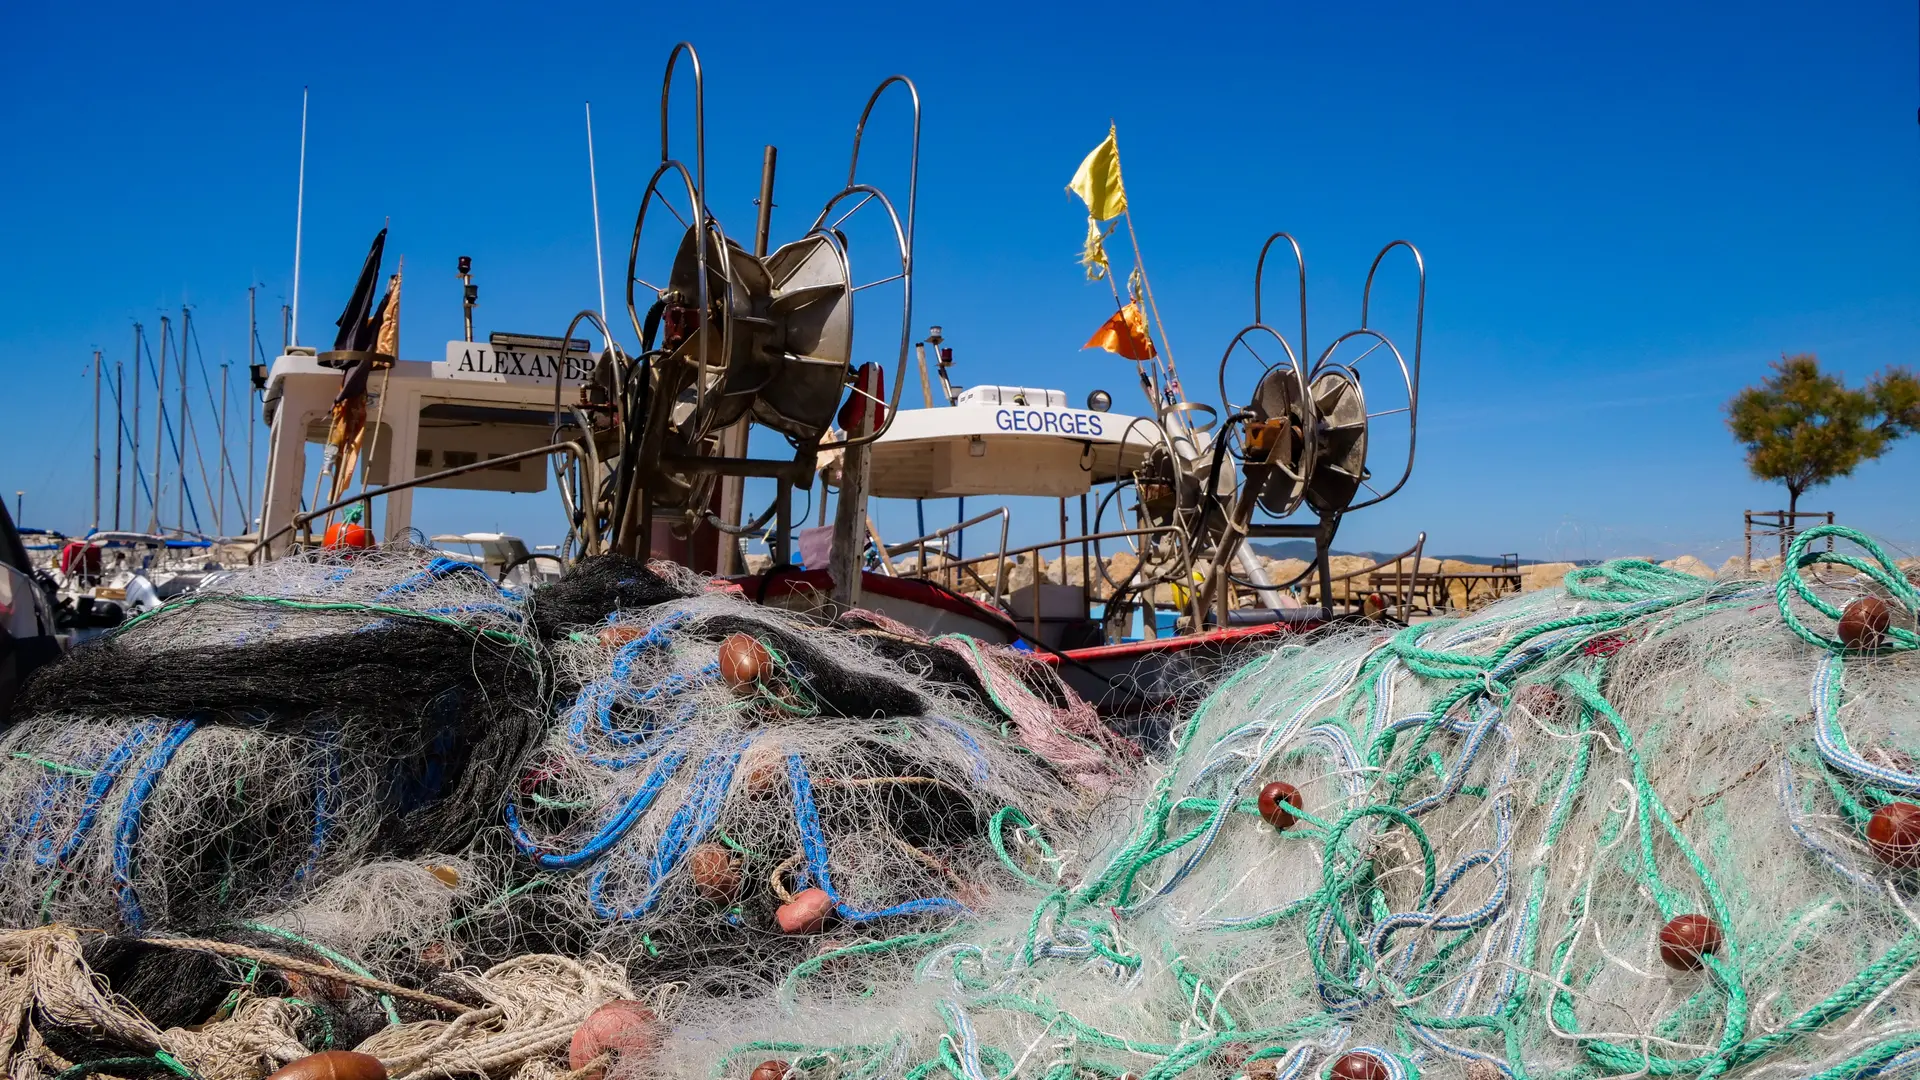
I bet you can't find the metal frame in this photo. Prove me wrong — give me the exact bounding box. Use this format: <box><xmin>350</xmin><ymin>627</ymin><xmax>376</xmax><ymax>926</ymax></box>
<box><xmin>888</xmin><ymin>522</ymin><xmax>1205</xmax><ymax>639</ymax></box>
<box><xmin>601</xmin><ymin>48</ymin><xmax>923</xmax><ymax>568</ymax></box>
<box><xmin>247</xmin><ymin>440</ymin><xmax>586</xmax><ymax>561</ymax></box>
<box><xmin>1201</xmin><ymin>235</ymin><xmax>1428</xmax><ymax>620</ymax></box>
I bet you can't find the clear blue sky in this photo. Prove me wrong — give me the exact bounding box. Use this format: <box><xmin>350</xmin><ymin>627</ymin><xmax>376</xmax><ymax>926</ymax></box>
<box><xmin>4</xmin><ymin>1</ymin><xmax>1916</xmax><ymax>566</ymax></box>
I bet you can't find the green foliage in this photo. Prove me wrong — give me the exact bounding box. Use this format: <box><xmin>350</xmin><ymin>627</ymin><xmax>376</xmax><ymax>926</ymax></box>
<box><xmin>1725</xmin><ymin>354</ymin><xmax>1920</xmax><ymax>512</ymax></box>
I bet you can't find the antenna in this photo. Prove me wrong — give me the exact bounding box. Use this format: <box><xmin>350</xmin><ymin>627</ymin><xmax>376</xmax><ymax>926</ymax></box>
<box><xmin>585</xmin><ymin>102</ymin><xmax>609</xmax><ymax>350</ymax></box>
<box><xmin>291</xmin><ymin>87</ymin><xmax>309</xmax><ymax>347</ymax></box>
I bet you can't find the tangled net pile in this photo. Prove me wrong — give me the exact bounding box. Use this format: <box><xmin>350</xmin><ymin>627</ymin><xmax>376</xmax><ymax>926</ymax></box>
<box><xmin>0</xmin><ymin>549</ymin><xmax>539</xmax><ymax>933</ymax></box>
<box><xmin>4</xmin><ymin>526</ymin><xmax>1919</xmax><ymax>1080</ymax></box>
<box><xmin>638</xmin><ymin>525</ymin><xmax>1920</xmax><ymax>1080</ymax></box>
<box><xmin>0</xmin><ymin>544</ymin><xmax>1127</xmax><ymax>1077</ymax></box>
<box><xmin>475</xmin><ymin>571</ymin><xmax>1117</xmax><ymax>978</ymax></box>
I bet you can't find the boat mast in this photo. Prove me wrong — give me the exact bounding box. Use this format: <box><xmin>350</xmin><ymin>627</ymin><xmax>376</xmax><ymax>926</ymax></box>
<box><xmin>152</xmin><ymin>315</ymin><xmax>168</xmax><ymax>534</ymax></box>
<box><xmin>247</xmin><ymin>285</ymin><xmax>259</xmax><ymax>531</ymax></box>
<box><xmin>91</xmin><ymin>348</ymin><xmax>102</xmax><ymax>531</ymax></box>
<box><xmin>178</xmin><ymin>306</ymin><xmax>191</xmax><ymax>532</ymax></box>
<box><xmin>291</xmin><ymin>87</ymin><xmax>308</xmax><ymax>347</ymax></box>
<box><xmin>217</xmin><ymin>360</ymin><xmax>230</xmax><ymax>537</ymax></box>
<box><xmin>129</xmin><ymin>323</ymin><xmax>142</xmax><ymax>530</ymax></box>
<box><xmin>113</xmin><ymin>360</ymin><xmax>125</xmax><ymax>530</ymax></box>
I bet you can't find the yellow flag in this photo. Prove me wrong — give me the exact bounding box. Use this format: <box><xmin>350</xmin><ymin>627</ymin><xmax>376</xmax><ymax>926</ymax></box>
<box><xmin>1067</xmin><ymin>124</ymin><xmax>1127</xmax><ymax>220</ymax></box>
<box><xmin>1081</xmin><ymin>219</ymin><xmax>1112</xmax><ymax>280</ymax></box>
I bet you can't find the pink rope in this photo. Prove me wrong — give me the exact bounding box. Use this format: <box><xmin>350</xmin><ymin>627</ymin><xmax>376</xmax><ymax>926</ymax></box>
<box><xmin>842</xmin><ymin>609</ymin><xmax>1136</xmax><ymax>793</ymax></box>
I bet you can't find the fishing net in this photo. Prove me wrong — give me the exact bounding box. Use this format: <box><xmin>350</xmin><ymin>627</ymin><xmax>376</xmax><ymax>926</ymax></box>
<box><xmin>20</xmin><ymin>527</ymin><xmax>1920</xmax><ymax>1080</ymax></box>
<box><xmin>621</xmin><ymin>525</ymin><xmax>1920</xmax><ymax>1080</ymax></box>
<box><xmin>480</xmin><ymin>583</ymin><xmax>1118</xmax><ymax>983</ymax></box>
<box><xmin>0</xmin><ymin>547</ymin><xmax>542</xmax><ymax>932</ymax></box>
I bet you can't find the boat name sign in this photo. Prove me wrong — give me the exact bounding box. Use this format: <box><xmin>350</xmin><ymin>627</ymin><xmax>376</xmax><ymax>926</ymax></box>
<box><xmin>437</xmin><ymin>341</ymin><xmax>597</xmax><ymax>386</ymax></box>
<box><xmin>994</xmin><ymin>407</ymin><xmax>1104</xmax><ymax>437</ymax></box>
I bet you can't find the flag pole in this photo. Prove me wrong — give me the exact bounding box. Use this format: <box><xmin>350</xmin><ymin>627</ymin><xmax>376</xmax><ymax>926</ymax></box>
<box><xmin>358</xmin><ymin>258</ymin><xmax>399</xmax><ymax>530</ymax></box>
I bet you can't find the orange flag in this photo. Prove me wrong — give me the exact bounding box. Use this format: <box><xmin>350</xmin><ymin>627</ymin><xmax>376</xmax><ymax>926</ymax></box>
<box><xmin>1082</xmin><ymin>302</ymin><xmax>1157</xmax><ymax>361</ymax></box>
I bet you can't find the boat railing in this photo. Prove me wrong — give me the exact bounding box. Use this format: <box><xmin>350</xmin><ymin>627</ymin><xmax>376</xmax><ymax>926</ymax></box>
<box><xmin>248</xmin><ymin>440</ymin><xmax>587</xmax><ymax>564</ymax></box>
<box><xmin>879</xmin><ymin>508</ymin><xmax>1012</xmax><ymax>600</ymax></box>
<box><xmin>888</xmin><ymin>522</ymin><xmax>1203</xmax><ymax>641</ymax></box>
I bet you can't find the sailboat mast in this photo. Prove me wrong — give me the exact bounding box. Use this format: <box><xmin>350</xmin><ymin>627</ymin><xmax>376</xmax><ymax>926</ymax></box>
<box><xmin>152</xmin><ymin>315</ymin><xmax>169</xmax><ymax>534</ymax></box>
<box><xmin>247</xmin><ymin>285</ymin><xmax>259</xmax><ymax>531</ymax></box>
<box><xmin>217</xmin><ymin>361</ymin><xmax>230</xmax><ymax>537</ymax></box>
<box><xmin>130</xmin><ymin>323</ymin><xmax>143</xmax><ymax>529</ymax></box>
<box><xmin>91</xmin><ymin>348</ymin><xmax>102</xmax><ymax>531</ymax></box>
<box><xmin>177</xmin><ymin>306</ymin><xmax>190</xmax><ymax>532</ymax></box>
<box><xmin>113</xmin><ymin>361</ymin><xmax>124</xmax><ymax>531</ymax></box>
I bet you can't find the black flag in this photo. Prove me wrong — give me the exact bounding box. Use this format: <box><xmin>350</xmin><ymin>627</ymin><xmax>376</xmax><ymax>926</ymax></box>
<box><xmin>332</xmin><ymin>228</ymin><xmax>388</xmax><ymax>352</ymax></box>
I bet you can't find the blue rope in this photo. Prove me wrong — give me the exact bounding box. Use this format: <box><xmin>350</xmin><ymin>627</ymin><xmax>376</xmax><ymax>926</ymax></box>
<box><xmin>112</xmin><ymin>720</ymin><xmax>198</xmax><ymax>929</ymax></box>
<box><xmin>296</xmin><ymin>742</ymin><xmax>339</xmax><ymax>883</ymax></box>
<box><xmin>377</xmin><ymin>557</ymin><xmax>502</xmax><ymax>600</ymax></box>
<box><xmin>786</xmin><ymin>753</ymin><xmax>969</xmax><ymax>922</ymax></box>
<box><xmin>42</xmin><ymin>723</ymin><xmax>159</xmax><ymax>867</ymax></box>
<box><xmin>589</xmin><ymin>739</ymin><xmax>747</xmax><ymax>918</ymax></box>
<box><xmin>505</xmin><ymin>747</ymin><xmax>690</xmax><ymax>868</ymax></box>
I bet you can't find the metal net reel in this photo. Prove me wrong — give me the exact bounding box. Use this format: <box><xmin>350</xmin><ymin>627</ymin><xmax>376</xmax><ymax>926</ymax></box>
<box><xmin>563</xmin><ymin>44</ymin><xmax>916</xmax><ymax>556</ymax></box>
<box><xmin>1204</xmin><ymin>233</ymin><xmax>1425</xmax><ymax>616</ymax></box>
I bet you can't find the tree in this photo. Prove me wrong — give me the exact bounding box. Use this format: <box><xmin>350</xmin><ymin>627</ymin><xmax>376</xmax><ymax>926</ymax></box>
<box><xmin>1726</xmin><ymin>354</ymin><xmax>1920</xmax><ymax>515</ymax></box>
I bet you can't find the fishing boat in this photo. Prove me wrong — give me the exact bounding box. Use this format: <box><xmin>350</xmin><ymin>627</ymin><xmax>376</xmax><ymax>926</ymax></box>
<box><xmin>248</xmin><ymin>43</ymin><xmax>1426</xmax><ymax>723</ymax></box>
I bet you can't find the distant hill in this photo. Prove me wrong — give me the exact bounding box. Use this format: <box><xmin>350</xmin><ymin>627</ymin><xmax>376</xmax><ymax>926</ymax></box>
<box><xmin>1248</xmin><ymin>541</ymin><xmax>1562</xmax><ymax>566</ymax></box>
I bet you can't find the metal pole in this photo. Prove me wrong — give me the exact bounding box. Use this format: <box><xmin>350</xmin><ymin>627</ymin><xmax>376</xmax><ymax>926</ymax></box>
<box><xmin>1080</xmin><ymin>492</ymin><xmax>1091</xmax><ymax>618</ymax></box>
<box><xmin>113</xmin><ymin>361</ymin><xmax>124</xmax><ymax>530</ymax></box>
<box><xmin>217</xmin><ymin>361</ymin><xmax>230</xmax><ymax>536</ymax></box>
<box><xmin>291</xmin><ymin>87</ymin><xmax>307</xmax><ymax>347</ymax></box>
<box><xmin>177</xmin><ymin>307</ymin><xmax>190</xmax><ymax>531</ymax></box>
<box><xmin>91</xmin><ymin>348</ymin><xmax>102</xmax><ymax>530</ymax></box>
<box><xmin>585</xmin><ymin>102</ymin><xmax>610</xmax><ymax>348</ymax></box>
<box><xmin>754</xmin><ymin>145</ymin><xmax>778</xmax><ymax>257</ymax></box>
<box><xmin>152</xmin><ymin>315</ymin><xmax>168</xmax><ymax>534</ymax></box>
<box><xmin>713</xmin><ymin>145</ymin><xmax>779</xmax><ymax>577</ymax></box>
<box><xmin>130</xmin><ymin>324</ymin><xmax>142</xmax><ymax>529</ymax></box>
<box><xmin>248</xmin><ymin>286</ymin><xmax>258</xmax><ymax>531</ymax></box>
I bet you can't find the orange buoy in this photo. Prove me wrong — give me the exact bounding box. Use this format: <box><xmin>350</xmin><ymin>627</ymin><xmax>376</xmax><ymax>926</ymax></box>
<box><xmin>323</xmin><ymin>520</ymin><xmax>374</xmax><ymax>550</ymax></box>
<box><xmin>688</xmin><ymin>842</ymin><xmax>743</xmax><ymax>903</ymax></box>
<box><xmin>1868</xmin><ymin>802</ymin><xmax>1920</xmax><ymax>869</ymax></box>
<box><xmin>1257</xmin><ymin>782</ymin><xmax>1303</xmax><ymax>831</ymax></box>
<box><xmin>776</xmin><ymin>887</ymin><xmax>835</xmax><ymax>934</ymax></box>
<box><xmin>569</xmin><ymin>1000</ymin><xmax>662</xmax><ymax>1077</ymax></box>
<box><xmin>598</xmin><ymin>624</ymin><xmax>645</xmax><ymax>648</ymax></box>
<box><xmin>719</xmin><ymin>633</ymin><xmax>774</xmax><ymax>694</ymax></box>
<box><xmin>1329</xmin><ymin>1051</ymin><xmax>1391</xmax><ymax>1080</ymax></box>
<box><xmin>265</xmin><ymin>1052</ymin><xmax>387</xmax><ymax>1080</ymax></box>
<box><xmin>1838</xmin><ymin>596</ymin><xmax>1893</xmax><ymax>650</ymax></box>
<box><xmin>1658</xmin><ymin>913</ymin><xmax>1723</xmax><ymax>971</ymax></box>
<box><xmin>751</xmin><ymin>1061</ymin><xmax>793</xmax><ymax>1080</ymax></box>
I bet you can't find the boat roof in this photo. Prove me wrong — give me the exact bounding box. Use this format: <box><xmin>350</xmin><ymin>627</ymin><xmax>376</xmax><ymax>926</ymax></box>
<box><xmin>857</xmin><ymin>392</ymin><xmax>1161</xmax><ymax>500</ymax></box>
<box><xmin>26</xmin><ymin>531</ymin><xmax>214</xmax><ymax>550</ymax></box>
